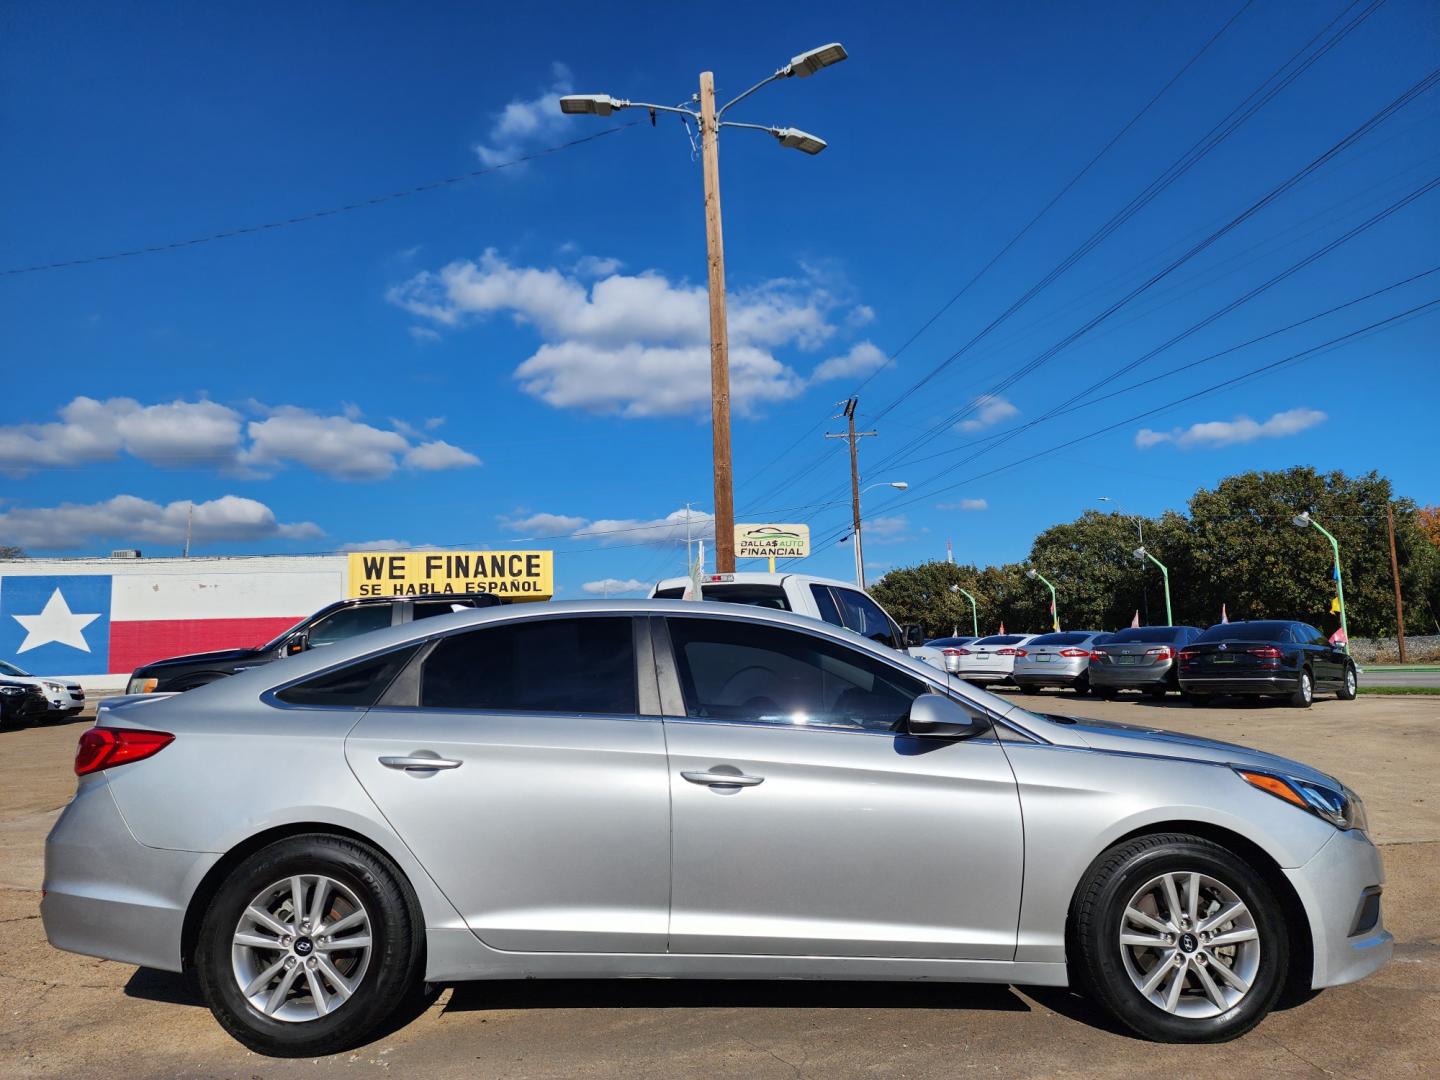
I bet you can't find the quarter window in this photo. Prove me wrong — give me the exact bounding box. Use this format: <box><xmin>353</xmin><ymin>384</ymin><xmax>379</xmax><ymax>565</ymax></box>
<box><xmin>275</xmin><ymin>646</ymin><xmax>420</xmax><ymax>708</ymax></box>
<box><xmin>666</xmin><ymin>617</ymin><xmax>925</xmax><ymax>733</ymax></box>
<box><xmin>420</xmin><ymin>617</ymin><xmax>636</xmax><ymax>714</ymax></box>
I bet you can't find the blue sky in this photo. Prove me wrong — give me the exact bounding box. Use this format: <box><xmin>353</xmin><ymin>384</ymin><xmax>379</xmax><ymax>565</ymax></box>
<box><xmin>3</xmin><ymin>0</ymin><xmax>1437</xmax><ymax>595</ymax></box>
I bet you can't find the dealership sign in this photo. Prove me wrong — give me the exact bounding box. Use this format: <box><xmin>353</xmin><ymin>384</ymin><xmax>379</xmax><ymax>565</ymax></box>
<box><xmin>734</xmin><ymin>524</ymin><xmax>810</xmax><ymax>560</ymax></box>
<box><xmin>348</xmin><ymin>551</ymin><xmax>554</xmax><ymax>599</ymax></box>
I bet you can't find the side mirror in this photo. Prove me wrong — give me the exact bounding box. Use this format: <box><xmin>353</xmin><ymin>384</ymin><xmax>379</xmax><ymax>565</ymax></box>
<box><xmin>902</xmin><ymin>623</ymin><xmax>927</xmax><ymax>648</ymax></box>
<box><xmin>284</xmin><ymin>632</ymin><xmax>309</xmax><ymax>656</ymax></box>
<box><xmin>905</xmin><ymin>692</ymin><xmax>988</xmax><ymax>738</ymax></box>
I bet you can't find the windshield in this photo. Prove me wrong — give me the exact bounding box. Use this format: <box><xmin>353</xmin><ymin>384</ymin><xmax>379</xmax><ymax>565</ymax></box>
<box><xmin>0</xmin><ymin>660</ymin><xmax>28</xmax><ymax>677</ymax></box>
<box><xmin>1195</xmin><ymin>622</ymin><xmax>1292</xmax><ymax>643</ymax></box>
<box><xmin>1105</xmin><ymin>626</ymin><xmax>1187</xmax><ymax>644</ymax></box>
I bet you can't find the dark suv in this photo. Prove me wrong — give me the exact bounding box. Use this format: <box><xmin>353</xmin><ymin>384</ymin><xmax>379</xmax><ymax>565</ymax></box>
<box><xmin>1178</xmin><ymin>620</ymin><xmax>1356</xmax><ymax>708</ymax></box>
<box><xmin>126</xmin><ymin>593</ymin><xmax>501</xmax><ymax>694</ymax></box>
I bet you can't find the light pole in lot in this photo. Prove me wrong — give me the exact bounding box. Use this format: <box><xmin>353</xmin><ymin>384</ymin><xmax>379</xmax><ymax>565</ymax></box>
<box><xmin>1026</xmin><ymin>568</ymin><xmax>1060</xmax><ymax>631</ymax></box>
<box><xmin>1132</xmin><ymin>546</ymin><xmax>1173</xmax><ymax>626</ymax></box>
<box><xmin>1294</xmin><ymin>510</ymin><xmax>1348</xmax><ymax>642</ymax></box>
<box><xmin>839</xmin><ymin>480</ymin><xmax>909</xmax><ymax>589</ymax></box>
<box><xmin>560</xmin><ymin>43</ymin><xmax>848</xmax><ymax>575</ymax></box>
<box><xmin>951</xmin><ymin>583</ymin><xmax>979</xmax><ymax>638</ymax></box>
<box><xmin>1099</xmin><ymin>495</ymin><xmax>1147</xmax><ymax>623</ymax></box>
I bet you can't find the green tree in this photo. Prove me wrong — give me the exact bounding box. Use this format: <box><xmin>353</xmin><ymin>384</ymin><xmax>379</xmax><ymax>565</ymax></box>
<box><xmin>0</xmin><ymin>545</ymin><xmax>24</xmax><ymax>560</ymax></box>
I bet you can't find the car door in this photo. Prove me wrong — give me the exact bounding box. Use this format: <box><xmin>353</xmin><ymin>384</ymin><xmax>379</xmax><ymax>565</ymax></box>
<box><xmin>345</xmin><ymin>614</ymin><xmax>671</xmax><ymax>953</ymax></box>
<box><xmin>656</xmin><ymin>614</ymin><xmax>1024</xmax><ymax>960</ymax></box>
<box><xmin>1301</xmin><ymin>623</ymin><xmax>1342</xmax><ymax>686</ymax></box>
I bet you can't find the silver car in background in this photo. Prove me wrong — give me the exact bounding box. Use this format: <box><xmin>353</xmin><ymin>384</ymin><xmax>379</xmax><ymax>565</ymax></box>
<box><xmin>1012</xmin><ymin>631</ymin><xmax>1112</xmax><ymax>696</ymax></box>
<box><xmin>1090</xmin><ymin>625</ymin><xmax>1204</xmax><ymax>698</ymax></box>
<box><xmin>945</xmin><ymin>632</ymin><xmax>1035</xmax><ymax>683</ymax></box>
<box><xmin>43</xmin><ymin>601</ymin><xmax>1389</xmax><ymax>1056</ymax></box>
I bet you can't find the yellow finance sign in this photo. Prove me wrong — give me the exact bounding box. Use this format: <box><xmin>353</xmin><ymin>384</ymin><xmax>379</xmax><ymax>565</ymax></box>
<box><xmin>347</xmin><ymin>551</ymin><xmax>553</xmax><ymax>599</ymax></box>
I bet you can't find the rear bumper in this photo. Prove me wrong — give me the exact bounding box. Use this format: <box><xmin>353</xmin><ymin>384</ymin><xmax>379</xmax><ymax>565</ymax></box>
<box><xmin>958</xmin><ymin>670</ymin><xmax>1012</xmax><ymax>683</ymax></box>
<box><xmin>1090</xmin><ymin>664</ymin><xmax>1172</xmax><ymax>688</ymax></box>
<box><xmin>1178</xmin><ymin>672</ymin><xmax>1300</xmax><ymax>695</ymax></box>
<box><xmin>1286</xmin><ymin>828</ymin><xmax>1391</xmax><ymax>989</ymax></box>
<box><xmin>41</xmin><ymin>777</ymin><xmax>216</xmax><ymax>973</ymax></box>
<box><xmin>1013</xmin><ymin>665</ymin><xmax>1087</xmax><ymax>688</ymax></box>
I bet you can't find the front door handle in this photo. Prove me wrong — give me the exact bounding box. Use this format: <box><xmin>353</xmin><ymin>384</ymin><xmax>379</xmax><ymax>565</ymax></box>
<box><xmin>681</xmin><ymin>770</ymin><xmax>764</xmax><ymax>788</ymax></box>
<box><xmin>380</xmin><ymin>755</ymin><xmax>462</xmax><ymax>772</ymax></box>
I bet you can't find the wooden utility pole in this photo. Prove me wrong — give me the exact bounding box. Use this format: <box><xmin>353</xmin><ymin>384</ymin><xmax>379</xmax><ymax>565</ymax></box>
<box><xmin>698</xmin><ymin>72</ymin><xmax>735</xmax><ymax>574</ymax></box>
<box><xmin>1388</xmin><ymin>503</ymin><xmax>1408</xmax><ymax>662</ymax></box>
<box><xmin>826</xmin><ymin>397</ymin><xmax>877</xmax><ymax>588</ymax></box>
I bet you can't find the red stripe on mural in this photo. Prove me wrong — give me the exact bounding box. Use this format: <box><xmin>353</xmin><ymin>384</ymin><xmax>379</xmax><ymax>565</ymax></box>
<box><xmin>109</xmin><ymin>617</ymin><xmax>301</xmax><ymax>675</ymax></box>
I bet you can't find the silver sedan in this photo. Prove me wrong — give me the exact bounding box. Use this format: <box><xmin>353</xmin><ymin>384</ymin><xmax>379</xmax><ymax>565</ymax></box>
<box><xmin>42</xmin><ymin>601</ymin><xmax>1389</xmax><ymax>1056</ymax></box>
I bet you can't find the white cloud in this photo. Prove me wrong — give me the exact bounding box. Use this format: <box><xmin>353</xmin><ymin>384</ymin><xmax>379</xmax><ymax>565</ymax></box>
<box><xmin>939</xmin><ymin>498</ymin><xmax>988</xmax><ymax>511</ymax></box>
<box><xmin>388</xmin><ymin>250</ymin><xmax>879</xmax><ymax>417</ymax></box>
<box><xmin>571</xmin><ymin>254</ymin><xmax>623</xmax><ymax>278</ymax></box>
<box><xmin>810</xmin><ymin>341</ymin><xmax>888</xmax><ymax>384</ymax></box>
<box><xmin>409</xmin><ymin>326</ymin><xmax>442</xmax><ymax>343</ymax></box>
<box><xmin>1136</xmin><ymin>407</ymin><xmax>1328</xmax><ymax>450</ymax></box>
<box><xmin>0</xmin><ymin>397</ymin><xmax>481</xmax><ymax>482</ymax></box>
<box><xmin>863</xmin><ymin>515</ymin><xmax>911</xmax><ymax>543</ymax></box>
<box><xmin>0</xmin><ymin>495</ymin><xmax>321</xmax><ymax>551</ymax></box>
<box><xmin>956</xmin><ymin>395</ymin><xmax>1019</xmax><ymax>432</ymax></box>
<box><xmin>340</xmin><ymin>539</ymin><xmax>420</xmax><ymax>552</ymax></box>
<box><xmin>501</xmin><ymin>511</ymin><xmax>591</xmax><ymax>535</ymax></box>
<box><xmin>581</xmin><ymin>578</ymin><xmax>650</xmax><ymax>596</ymax></box>
<box><xmin>576</xmin><ymin>508</ymin><xmax>716</xmax><ymax>547</ymax></box>
<box><xmin>474</xmin><ymin>62</ymin><xmax>573</xmax><ymax>166</ymax></box>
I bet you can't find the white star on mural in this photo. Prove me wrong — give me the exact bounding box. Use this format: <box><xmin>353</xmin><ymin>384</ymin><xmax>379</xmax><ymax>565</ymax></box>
<box><xmin>12</xmin><ymin>588</ymin><xmax>101</xmax><ymax>653</ymax></box>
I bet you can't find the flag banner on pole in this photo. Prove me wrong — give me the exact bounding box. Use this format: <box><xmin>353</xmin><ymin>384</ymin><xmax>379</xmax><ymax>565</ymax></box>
<box><xmin>1333</xmin><ymin>563</ymin><xmax>1341</xmax><ymax>581</ymax></box>
<box><xmin>999</xmin><ymin>621</ymin><xmax>1006</xmax><ymax>634</ymax></box>
<box><xmin>1221</xmin><ymin>603</ymin><xmax>1229</xmax><ymax>624</ymax></box>
<box><xmin>1330</xmin><ymin>626</ymin><xmax>1348</xmax><ymax>646</ymax></box>
<box><xmin>1131</xmin><ymin>610</ymin><xmax>1141</xmax><ymax>628</ymax></box>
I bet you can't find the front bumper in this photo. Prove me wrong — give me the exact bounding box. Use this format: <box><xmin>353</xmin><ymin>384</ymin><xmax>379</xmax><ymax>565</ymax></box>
<box><xmin>42</xmin><ymin>776</ymin><xmax>216</xmax><ymax>973</ymax></box>
<box><xmin>1178</xmin><ymin>672</ymin><xmax>1300</xmax><ymax>695</ymax></box>
<box><xmin>1286</xmin><ymin>827</ymin><xmax>1391</xmax><ymax>989</ymax></box>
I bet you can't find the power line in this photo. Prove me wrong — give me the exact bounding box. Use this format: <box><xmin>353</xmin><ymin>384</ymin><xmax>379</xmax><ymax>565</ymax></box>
<box><xmin>0</xmin><ymin>124</ymin><xmax>640</xmax><ymax>278</ymax></box>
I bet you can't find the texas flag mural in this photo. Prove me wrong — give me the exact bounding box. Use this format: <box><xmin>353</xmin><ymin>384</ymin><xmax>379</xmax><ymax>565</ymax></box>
<box><xmin>0</xmin><ymin>572</ymin><xmax>315</xmax><ymax>678</ymax></box>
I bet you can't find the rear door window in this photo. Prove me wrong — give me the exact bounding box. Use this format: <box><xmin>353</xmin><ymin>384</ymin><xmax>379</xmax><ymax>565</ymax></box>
<box><xmin>832</xmin><ymin>588</ymin><xmax>900</xmax><ymax>648</ymax></box>
<box><xmin>420</xmin><ymin>616</ymin><xmax>636</xmax><ymax>714</ymax></box>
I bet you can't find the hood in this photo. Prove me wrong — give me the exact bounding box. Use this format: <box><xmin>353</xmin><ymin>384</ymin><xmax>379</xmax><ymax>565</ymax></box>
<box><xmin>1042</xmin><ymin>714</ymin><xmax>1340</xmax><ymax>788</ymax></box>
<box><xmin>135</xmin><ymin>646</ymin><xmax>266</xmax><ymax>671</ymax></box>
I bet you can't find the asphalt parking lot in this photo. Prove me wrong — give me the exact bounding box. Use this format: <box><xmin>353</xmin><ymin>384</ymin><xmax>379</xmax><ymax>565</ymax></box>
<box><xmin>2</xmin><ymin>692</ymin><xmax>1437</xmax><ymax>1079</ymax></box>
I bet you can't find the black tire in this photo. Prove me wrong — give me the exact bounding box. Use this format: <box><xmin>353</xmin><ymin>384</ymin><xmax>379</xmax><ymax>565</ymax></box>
<box><xmin>1336</xmin><ymin>662</ymin><xmax>1357</xmax><ymax>701</ymax></box>
<box><xmin>1071</xmin><ymin>832</ymin><xmax>1288</xmax><ymax>1043</ymax></box>
<box><xmin>1288</xmin><ymin>668</ymin><xmax>1314</xmax><ymax>709</ymax></box>
<box><xmin>1073</xmin><ymin>674</ymin><xmax>1091</xmax><ymax>697</ymax></box>
<box><xmin>1019</xmin><ymin>684</ymin><xmax>1040</xmax><ymax>696</ymax></box>
<box><xmin>1144</xmin><ymin>684</ymin><xmax>1168</xmax><ymax>699</ymax></box>
<box><xmin>1183</xmin><ymin>692</ymin><xmax>1209</xmax><ymax>706</ymax></box>
<box><xmin>1094</xmin><ymin>687</ymin><xmax>1119</xmax><ymax>700</ymax></box>
<box><xmin>195</xmin><ymin>834</ymin><xmax>423</xmax><ymax>1058</ymax></box>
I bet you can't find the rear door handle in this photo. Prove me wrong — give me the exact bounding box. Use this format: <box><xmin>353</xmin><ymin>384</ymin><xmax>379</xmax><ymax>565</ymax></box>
<box><xmin>681</xmin><ymin>770</ymin><xmax>764</xmax><ymax>788</ymax></box>
<box><xmin>380</xmin><ymin>755</ymin><xmax>463</xmax><ymax>772</ymax></box>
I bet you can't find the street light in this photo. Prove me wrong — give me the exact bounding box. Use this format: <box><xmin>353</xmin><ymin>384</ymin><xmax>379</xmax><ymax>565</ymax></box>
<box><xmin>1132</xmin><ymin>546</ymin><xmax>1173</xmax><ymax>626</ymax></box>
<box><xmin>1294</xmin><ymin>510</ymin><xmax>1348</xmax><ymax>642</ymax></box>
<box><xmin>560</xmin><ymin>43</ymin><xmax>847</xmax><ymax>575</ymax></box>
<box><xmin>950</xmin><ymin>583</ymin><xmax>979</xmax><ymax>638</ymax></box>
<box><xmin>839</xmin><ymin>481</ymin><xmax>908</xmax><ymax>589</ymax></box>
<box><xmin>1097</xmin><ymin>496</ymin><xmax>1144</xmax><ymax>544</ymax></box>
<box><xmin>1026</xmin><ymin>567</ymin><xmax>1060</xmax><ymax>631</ymax></box>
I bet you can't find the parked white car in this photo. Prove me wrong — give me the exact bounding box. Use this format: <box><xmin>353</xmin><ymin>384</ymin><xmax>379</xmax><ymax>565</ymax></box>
<box><xmin>649</xmin><ymin>572</ymin><xmax>945</xmax><ymax>669</ymax></box>
<box><xmin>946</xmin><ymin>633</ymin><xmax>1037</xmax><ymax>685</ymax></box>
<box><xmin>0</xmin><ymin>660</ymin><xmax>85</xmax><ymax>718</ymax></box>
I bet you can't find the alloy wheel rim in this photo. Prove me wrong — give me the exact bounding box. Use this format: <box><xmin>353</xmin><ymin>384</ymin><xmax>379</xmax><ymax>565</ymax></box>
<box><xmin>1346</xmin><ymin>669</ymin><xmax>1356</xmax><ymax>695</ymax></box>
<box><xmin>1118</xmin><ymin>870</ymin><xmax>1261</xmax><ymax>1019</ymax></box>
<box><xmin>231</xmin><ymin>874</ymin><xmax>373</xmax><ymax>1023</ymax></box>
<box><xmin>1302</xmin><ymin>672</ymin><xmax>1313</xmax><ymax>702</ymax></box>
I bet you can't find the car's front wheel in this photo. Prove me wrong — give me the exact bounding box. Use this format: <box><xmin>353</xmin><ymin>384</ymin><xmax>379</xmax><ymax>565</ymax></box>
<box><xmin>1071</xmin><ymin>832</ymin><xmax>1287</xmax><ymax>1042</ymax></box>
<box><xmin>195</xmin><ymin>834</ymin><xmax>423</xmax><ymax>1057</ymax></box>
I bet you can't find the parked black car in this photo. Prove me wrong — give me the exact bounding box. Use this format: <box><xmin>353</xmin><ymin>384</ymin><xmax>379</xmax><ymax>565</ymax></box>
<box><xmin>1088</xmin><ymin>625</ymin><xmax>1203</xmax><ymax>698</ymax></box>
<box><xmin>1178</xmin><ymin>620</ymin><xmax>1357</xmax><ymax>708</ymax></box>
<box><xmin>0</xmin><ymin>680</ymin><xmax>48</xmax><ymax>729</ymax></box>
<box><xmin>126</xmin><ymin>593</ymin><xmax>502</xmax><ymax>694</ymax></box>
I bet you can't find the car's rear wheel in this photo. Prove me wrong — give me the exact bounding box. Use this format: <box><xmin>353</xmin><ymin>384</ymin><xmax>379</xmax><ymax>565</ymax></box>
<box><xmin>1071</xmin><ymin>833</ymin><xmax>1287</xmax><ymax>1042</ymax></box>
<box><xmin>1144</xmin><ymin>684</ymin><xmax>1167</xmax><ymax>699</ymax></box>
<box><xmin>1094</xmin><ymin>687</ymin><xmax>1118</xmax><ymax>700</ymax></box>
<box><xmin>1288</xmin><ymin>668</ymin><xmax>1314</xmax><ymax>709</ymax></box>
<box><xmin>1336</xmin><ymin>663</ymin><xmax>1357</xmax><ymax>701</ymax></box>
<box><xmin>1019</xmin><ymin>684</ymin><xmax>1040</xmax><ymax>695</ymax></box>
<box><xmin>1073</xmin><ymin>674</ymin><xmax>1091</xmax><ymax>696</ymax></box>
<box><xmin>195</xmin><ymin>834</ymin><xmax>423</xmax><ymax>1057</ymax></box>
<box><xmin>1183</xmin><ymin>692</ymin><xmax>1209</xmax><ymax>706</ymax></box>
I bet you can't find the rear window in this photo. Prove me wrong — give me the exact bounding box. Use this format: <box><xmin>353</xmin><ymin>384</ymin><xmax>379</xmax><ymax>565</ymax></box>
<box><xmin>650</xmin><ymin>584</ymin><xmax>792</xmax><ymax>609</ymax></box>
<box><xmin>1025</xmin><ymin>632</ymin><xmax>1092</xmax><ymax>647</ymax></box>
<box><xmin>974</xmin><ymin>635</ymin><xmax>1026</xmax><ymax>646</ymax></box>
<box><xmin>275</xmin><ymin>645</ymin><xmax>421</xmax><ymax>708</ymax></box>
<box><xmin>1195</xmin><ymin>622</ymin><xmax>1293</xmax><ymax>643</ymax></box>
<box><xmin>926</xmin><ymin>637</ymin><xmax>973</xmax><ymax>648</ymax></box>
<box><xmin>1106</xmin><ymin>626</ymin><xmax>1187</xmax><ymax>644</ymax></box>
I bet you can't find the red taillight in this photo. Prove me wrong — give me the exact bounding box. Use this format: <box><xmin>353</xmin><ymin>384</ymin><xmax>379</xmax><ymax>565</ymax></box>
<box><xmin>1179</xmin><ymin>649</ymin><xmax>1197</xmax><ymax>661</ymax></box>
<box><xmin>1058</xmin><ymin>648</ymin><xmax>1090</xmax><ymax>657</ymax></box>
<box><xmin>1247</xmin><ymin>646</ymin><xmax>1283</xmax><ymax>659</ymax></box>
<box><xmin>1144</xmin><ymin>646</ymin><xmax>1175</xmax><ymax>661</ymax></box>
<box><xmin>942</xmin><ymin>648</ymin><xmax>971</xmax><ymax>656</ymax></box>
<box><xmin>997</xmin><ymin>648</ymin><xmax>1018</xmax><ymax>656</ymax></box>
<box><xmin>75</xmin><ymin>727</ymin><xmax>174</xmax><ymax>776</ymax></box>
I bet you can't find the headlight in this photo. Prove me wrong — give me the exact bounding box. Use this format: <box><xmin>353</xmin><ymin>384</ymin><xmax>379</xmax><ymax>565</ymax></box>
<box><xmin>44</xmin><ymin>681</ymin><xmax>65</xmax><ymax>693</ymax></box>
<box><xmin>126</xmin><ymin>676</ymin><xmax>159</xmax><ymax>695</ymax></box>
<box><xmin>1235</xmin><ymin>768</ymin><xmax>1367</xmax><ymax>832</ymax></box>
<box><xmin>0</xmin><ymin>686</ymin><xmax>23</xmax><ymax>696</ymax></box>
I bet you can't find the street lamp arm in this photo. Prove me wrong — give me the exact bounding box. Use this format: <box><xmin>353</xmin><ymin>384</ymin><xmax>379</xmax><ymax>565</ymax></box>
<box><xmin>627</xmin><ymin>100</ymin><xmax>700</xmax><ymax>119</ymax></box>
<box><xmin>717</xmin><ymin>120</ymin><xmax>781</xmax><ymax>135</ymax></box>
<box><xmin>717</xmin><ymin>71</ymin><xmax>786</xmax><ymax>117</ymax></box>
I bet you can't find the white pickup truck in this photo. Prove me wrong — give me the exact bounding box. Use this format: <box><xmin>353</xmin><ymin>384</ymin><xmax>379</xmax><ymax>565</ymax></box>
<box><xmin>648</xmin><ymin>571</ymin><xmax>945</xmax><ymax>669</ymax></box>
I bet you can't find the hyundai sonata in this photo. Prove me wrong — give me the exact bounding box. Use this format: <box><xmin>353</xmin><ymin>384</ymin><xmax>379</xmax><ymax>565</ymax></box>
<box><xmin>42</xmin><ymin>601</ymin><xmax>1389</xmax><ymax>1056</ymax></box>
